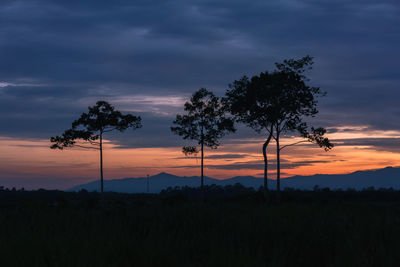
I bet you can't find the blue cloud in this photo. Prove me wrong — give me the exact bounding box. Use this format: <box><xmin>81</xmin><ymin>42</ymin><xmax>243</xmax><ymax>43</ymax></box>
<box><xmin>0</xmin><ymin>0</ymin><xmax>399</xmax><ymax>147</ymax></box>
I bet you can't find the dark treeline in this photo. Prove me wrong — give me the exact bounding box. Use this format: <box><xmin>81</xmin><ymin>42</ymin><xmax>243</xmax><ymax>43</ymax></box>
<box><xmin>2</xmin><ymin>186</ymin><xmax>400</xmax><ymax>207</ymax></box>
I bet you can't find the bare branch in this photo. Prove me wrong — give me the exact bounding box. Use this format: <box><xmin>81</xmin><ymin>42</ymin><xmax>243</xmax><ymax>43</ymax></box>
<box><xmin>279</xmin><ymin>140</ymin><xmax>309</xmax><ymax>151</ymax></box>
<box><xmin>87</xmin><ymin>140</ymin><xmax>100</xmax><ymax>145</ymax></box>
<box><xmin>73</xmin><ymin>144</ymin><xmax>100</xmax><ymax>150</ymax></box>
<box><xmin>103</xmin><ymin>127</ymin><xmax>117</xmax><ymax>133</ymax></box>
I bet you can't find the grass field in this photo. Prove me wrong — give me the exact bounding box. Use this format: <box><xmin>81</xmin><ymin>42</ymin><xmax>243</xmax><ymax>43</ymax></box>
<box><xmin>1</xmin><ymin>189</ymin><xmax>400</xmax><ymax>266</ymax></box>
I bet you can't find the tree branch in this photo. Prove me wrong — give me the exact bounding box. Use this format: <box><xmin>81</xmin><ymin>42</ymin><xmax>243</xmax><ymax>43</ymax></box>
<box><xmin>103</xmin><ymin>127</ymin><xmax>117</xmax><ymax>133</ymax></box>
<box><xmin>73</xmin><ymin>144</ymin><xmax>100</xmax><ymax>150</ymax></box>
<box><xmin>279</xmin><ymin>140</ymin><xmax>309</xmax><ymax>151</ymax></box>
<box><xmin>272</xmin><ymin>123</ymin><xmax>280</xmax><ymax>141</ymax></box>
<box><xmin>87</xmin><ymin>140</ymin><xmax>100</xmax><ymax>145</ymax></box>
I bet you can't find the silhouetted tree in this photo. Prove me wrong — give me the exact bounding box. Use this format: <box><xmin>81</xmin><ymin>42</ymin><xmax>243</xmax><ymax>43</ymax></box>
<box><xmin>171</xmin><ymin>88</ymin><xmax>235</xmax><ymax>193</ymax></box>
<box><xmin>225</xmin><ymin>56</ymin><xmax>333</xmax><ymax>202</ymax></box>
<box><xmin>50</xmin><ymin>101</ymin><xmax>142</xmax><ymax>193</ymax></box>
<box><xmin>270</xmin><ymin>56</ymin><xmax>333</xmax><ymax>200</ymax></box>
<box><xmin>224</xmin><ymin>75</ymin><xmax>274</xmax><ymax>200</ymax></box>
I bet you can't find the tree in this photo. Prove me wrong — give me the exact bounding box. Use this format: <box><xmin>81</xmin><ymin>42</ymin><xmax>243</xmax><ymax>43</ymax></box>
<box><xmin>50</xmin><ymin>101</ymin><xmax>142</xmax><ymax>193</ymax></box>
<box><xmin>270</xmin><ymin>56</ymin><xmax>333</xmax><ymax>200</ymax></box>
<box><xmin>171</xmin><ymin>88</ymin><xmax>235</xmax><ymax>194</ymax></box>
<box><xmin>224</xmin><ymin>76</ymin><xmax>275</xmax><ymax>200</ymax></box>
<box><xmin>225</xmin><ymin>56</ymin><xmax>333</xmax><ymax>201</ymax></box>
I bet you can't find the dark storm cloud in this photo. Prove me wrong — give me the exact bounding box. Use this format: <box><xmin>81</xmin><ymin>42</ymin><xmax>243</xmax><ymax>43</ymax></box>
<box><xmin>334</xmin><ymin>138</ymin><xmax>400</xmax><ymax>153</ymax></box>
<box><xmin>0</xmin><ymin>0</ymin><xmax>399</xmax><ymax>148</ymax></box>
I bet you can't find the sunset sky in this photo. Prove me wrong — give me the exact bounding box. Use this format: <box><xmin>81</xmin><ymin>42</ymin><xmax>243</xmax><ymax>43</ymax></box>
<box><xmin>1</xmin><ymin>0</ymin><xmax>399</xmax><ymax>189</ymax></box>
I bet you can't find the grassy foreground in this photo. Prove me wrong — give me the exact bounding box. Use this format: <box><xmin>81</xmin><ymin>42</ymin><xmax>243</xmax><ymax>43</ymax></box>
<box><xmin>1</xmin><ymin>189</ymin><xmax>400</xmax><ymax>266</ymax></box>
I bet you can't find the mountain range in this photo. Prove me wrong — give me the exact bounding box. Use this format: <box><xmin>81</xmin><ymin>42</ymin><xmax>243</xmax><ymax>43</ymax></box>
<box><xmin>69</xmin><ymin>166</ymin><xmax>400</xmax><ymax>193</ymax></box>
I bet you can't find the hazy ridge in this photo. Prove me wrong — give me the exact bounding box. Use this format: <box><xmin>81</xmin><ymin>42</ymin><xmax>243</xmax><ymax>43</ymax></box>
<box><xmin>69</xmin><ymin>166</ymin><xmax>400</xmax><ymax>193</ymax></box>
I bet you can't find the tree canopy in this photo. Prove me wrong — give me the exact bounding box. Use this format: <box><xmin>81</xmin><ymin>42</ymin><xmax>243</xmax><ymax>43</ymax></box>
<box><xmin>50</xmin><ymin>101</ymin><xmax>142</xmax><ymax>150</ymax></box>
<box><xmin>171</xmin><ymin>88</ymin><xmax>235</xmax><ymax>154</ymax></box>
<box><xmin>171</xmin><ymin>88</ymin><xmax>235</xmax><ymax>191</ymax></box>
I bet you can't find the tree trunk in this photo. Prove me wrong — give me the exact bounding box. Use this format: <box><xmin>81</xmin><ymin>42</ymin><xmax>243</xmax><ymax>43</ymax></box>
<box><xmin>276</xmin><ymin>134</ymin><xmax>281</xmax><ymax>204</ymax></box>
<box><xmin>262</xmin><ymin>131</ymin><xmax>273</xmax><ymax>202</ymax></box>
<box><xmin>201</xmin><ymin>140</ymin><xmax>204</xmax><ymax>198</ymax></box>
<box><xmin>200</xmin><ymin>124</ymin><xmax>205</xmax><ymax>200</ymax></box>
<box><xmin>100</xmin><ymin>133</ymin><xmax>104</xmax><ymax>194</ymax></box>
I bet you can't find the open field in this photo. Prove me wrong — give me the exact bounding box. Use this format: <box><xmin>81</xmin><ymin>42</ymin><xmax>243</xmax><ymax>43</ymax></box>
<box><xmin>1</xmin><ymin>188</ymin><xmax>400</xmax><ymax>266</ymax></box>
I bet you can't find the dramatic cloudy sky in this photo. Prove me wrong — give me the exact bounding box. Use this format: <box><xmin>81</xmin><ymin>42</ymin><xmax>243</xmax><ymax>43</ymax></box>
<box><xmin>1</xmin><ymin>0</ymin><xmax>399</xmax><ymax>189</ymax></box>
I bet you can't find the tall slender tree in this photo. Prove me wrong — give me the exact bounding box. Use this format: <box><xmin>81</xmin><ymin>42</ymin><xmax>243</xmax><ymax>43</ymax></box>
<box><xmin>269</xmin><ymin>56</ymin><xmax>333</xmax><ymax>200</ymax></box>
<box><xmin>224</xmin><ymin>76</ymin><xmax>275</xmax><ymax>200</ymax></box>
<box><xmin>171</xmin><ymin>88</ymin><xmax>235</xmax><ymax>194</ymax></box>
<box><xmin>50</xmin><ymin>101</ymin><xmax>142</xmax><ymax>193</ymax></box>
<box><xmin>225</xmin><ymin>56</ymin><xmax>333</xmax><ymax>201</ymax></box>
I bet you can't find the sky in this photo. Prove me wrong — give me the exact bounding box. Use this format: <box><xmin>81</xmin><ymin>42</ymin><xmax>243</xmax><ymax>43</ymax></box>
<box><xmin>1</xmin><ymin>0</ymin><xmax>400</xmax><ymax>189</ymax></box>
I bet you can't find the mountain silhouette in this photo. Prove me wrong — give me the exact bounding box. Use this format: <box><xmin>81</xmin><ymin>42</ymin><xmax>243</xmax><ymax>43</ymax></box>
<box><xmin>68</xmin><ymin>166</ymin><xmax>400</xmax><ymax>193</ymax></box>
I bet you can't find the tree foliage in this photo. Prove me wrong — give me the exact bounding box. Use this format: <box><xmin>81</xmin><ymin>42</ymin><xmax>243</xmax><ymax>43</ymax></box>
<box><xmin>171</xmin><ymin>89</ymin><xmax>235</xmax><ymax>150</ymax></box>
<box><xmin>225</xmin><ymin>56</ymin><xmax>326</xmax><ymax>135</ymax></box>
<box><xmin>50</xmin><ymin>101</ymin><xmax>142</xmax><ymax>150</ymax></box>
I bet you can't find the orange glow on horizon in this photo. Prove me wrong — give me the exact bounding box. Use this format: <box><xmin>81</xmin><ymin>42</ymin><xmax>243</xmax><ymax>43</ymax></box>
<box><xmin>1</xmin><ymin>127</ymin><xmax>400</xmax><ymax>189</ymax></box>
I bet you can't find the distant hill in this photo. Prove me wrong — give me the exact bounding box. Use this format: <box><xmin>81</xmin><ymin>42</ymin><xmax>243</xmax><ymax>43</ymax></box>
<box><xmin>68</xmin><ymin>167</ymin><xmax>400</xmax><ymax>193</ymax></box>
<box><xmin>69</xmin><ymin>172</ymin><xmax>261</xmax><ymax>193</ymax></box>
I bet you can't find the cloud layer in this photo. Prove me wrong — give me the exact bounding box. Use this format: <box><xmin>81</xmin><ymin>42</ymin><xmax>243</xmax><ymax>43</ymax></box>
<box><xmin>1</xmin><ymin>1</ymin><xmax>399</xmax><ymax>139</ymax></box>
